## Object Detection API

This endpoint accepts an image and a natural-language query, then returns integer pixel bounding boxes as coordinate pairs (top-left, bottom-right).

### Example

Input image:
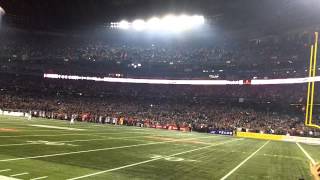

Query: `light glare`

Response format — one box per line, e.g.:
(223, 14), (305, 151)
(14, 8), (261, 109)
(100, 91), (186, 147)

(113, 14), (205, 32)
(132, 19), (146, 31)
(147, 17), (161, 30)
(119, 20), (130, 29)
(0, 6), (4, 16)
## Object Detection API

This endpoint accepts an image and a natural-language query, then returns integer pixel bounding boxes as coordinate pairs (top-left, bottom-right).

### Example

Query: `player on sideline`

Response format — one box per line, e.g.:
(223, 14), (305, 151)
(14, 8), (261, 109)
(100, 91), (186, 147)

(27, 111), (32, 120)
(70, 114), (76, 125)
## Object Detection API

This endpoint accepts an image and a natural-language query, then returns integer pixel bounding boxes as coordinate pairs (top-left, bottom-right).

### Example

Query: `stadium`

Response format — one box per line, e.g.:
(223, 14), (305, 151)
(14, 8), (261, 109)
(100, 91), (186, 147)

(0, 0), (320, 179)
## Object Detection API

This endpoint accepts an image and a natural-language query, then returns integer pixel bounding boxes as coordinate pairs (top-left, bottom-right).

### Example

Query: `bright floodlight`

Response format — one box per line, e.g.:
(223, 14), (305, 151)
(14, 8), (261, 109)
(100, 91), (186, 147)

(147, 17), (161, 30)
(161, 15), (176, 31)
(173, 15), (192, 32)
(132, 19), (146, 31)
(119, 20), (130, 29)
(113, 14), (205, 32)
(191, 15), (205, 26)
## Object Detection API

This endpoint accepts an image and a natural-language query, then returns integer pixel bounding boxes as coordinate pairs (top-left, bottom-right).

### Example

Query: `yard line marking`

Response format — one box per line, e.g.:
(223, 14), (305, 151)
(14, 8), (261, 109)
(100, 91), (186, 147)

(0, 134), (221, 147)
(106, 137), (154, 143)
(0, 136), (221, 162)
(0, 139), (113, 147)
(67, 138), (242, 180)
(30, 176), (48, 180)
(296, 142), (316, 165)
(0, 131), (150, 138)
(0, 135), (151, 147)
(0, 143), (35, 147)
(0, 175), (19, 180)
(261, 153), (303, 161)
(29, 125), (85, 131)
(220, 140), (270, 180)
(10, 172), (29, 177)
(0, 169), (11, 172)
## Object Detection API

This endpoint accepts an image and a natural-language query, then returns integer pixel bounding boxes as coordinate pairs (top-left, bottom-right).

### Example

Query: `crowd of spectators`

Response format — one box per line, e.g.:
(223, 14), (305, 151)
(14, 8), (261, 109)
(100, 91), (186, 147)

(0, 29), (314, 79)
(0, 29), (319, 137)
(2, 93), (314, 137)
(0, 74), (319, 137)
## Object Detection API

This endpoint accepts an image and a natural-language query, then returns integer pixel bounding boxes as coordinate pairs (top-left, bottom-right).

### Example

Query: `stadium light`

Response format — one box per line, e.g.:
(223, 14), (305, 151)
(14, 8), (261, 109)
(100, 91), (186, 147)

(119, 20), (130, 30)
(147, 17), (161, 30)
(111, 14), (205, 32)
(173, 15), (193, 32)
(161, 15), (176, 31)
(191, 15), (205, 26)
(132, 19), (146, 31)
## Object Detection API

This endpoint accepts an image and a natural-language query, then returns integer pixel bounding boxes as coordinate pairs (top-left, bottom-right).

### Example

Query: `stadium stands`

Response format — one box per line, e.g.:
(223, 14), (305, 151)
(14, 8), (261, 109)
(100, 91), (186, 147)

(0, 29), (319, 137)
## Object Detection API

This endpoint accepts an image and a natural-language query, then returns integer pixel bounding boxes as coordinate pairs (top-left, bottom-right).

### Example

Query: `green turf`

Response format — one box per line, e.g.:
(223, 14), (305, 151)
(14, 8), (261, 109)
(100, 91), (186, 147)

(0, 115), (319, 180)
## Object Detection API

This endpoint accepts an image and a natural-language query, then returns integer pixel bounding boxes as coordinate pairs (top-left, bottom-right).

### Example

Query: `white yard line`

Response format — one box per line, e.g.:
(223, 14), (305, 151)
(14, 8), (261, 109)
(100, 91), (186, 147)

(0, 131), (149, 138)
(296, 142), (316, 165)
(29, 125), (85, 131)
(30, 176), (48, 180)
(0, 135), (152, 147)
(10, 172), (29, 177)
(0, 143), (36, 147)
(0, 136), (221, 162)
(261, 153), (303, 161)
(0, 175), (19, 180)
(0, 134), (220, 147)
(0, 169), (11, 172)
(220, 140), (270, 180)
(67, 138), (242, 180)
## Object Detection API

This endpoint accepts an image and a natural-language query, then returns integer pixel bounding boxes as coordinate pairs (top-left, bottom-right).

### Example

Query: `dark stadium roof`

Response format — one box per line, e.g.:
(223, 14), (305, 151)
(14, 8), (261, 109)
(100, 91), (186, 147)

(1, 0), (320, 37)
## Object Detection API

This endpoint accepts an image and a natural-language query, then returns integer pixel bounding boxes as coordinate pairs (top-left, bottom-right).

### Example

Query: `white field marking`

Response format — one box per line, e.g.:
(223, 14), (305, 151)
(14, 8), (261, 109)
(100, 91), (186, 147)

(215, 149), (303, 161)
(220, 140), (270, 180)
(26, 141), (79, 147)
(0, 169), (11, 172)
(150, 154), (197, 162)
(0, 139), (107, 147)
(0, 135), (150, 147)
(296, 142), (316, 165)
(10, 172), (29, 177)
(0, 131), (150, 138)
(66, 138), (242, 180)
(30, 176), (48, 180)
(8, 130), (76, 132)
(0, 175), (19, 180)
(0, 136), (220, 162)
(89, 134), (221, 142)
(0, 143), (36, 147)
(29, 125), (85, 131)
(261, 153), (303, 161)
(106, 137), (154, 143)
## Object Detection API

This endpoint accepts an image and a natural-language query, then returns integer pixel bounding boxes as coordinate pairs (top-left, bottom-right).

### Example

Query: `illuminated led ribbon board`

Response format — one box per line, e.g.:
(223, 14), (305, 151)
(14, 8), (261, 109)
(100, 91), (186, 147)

(44, 74), (320, 85)
(305, 32), (320, 129)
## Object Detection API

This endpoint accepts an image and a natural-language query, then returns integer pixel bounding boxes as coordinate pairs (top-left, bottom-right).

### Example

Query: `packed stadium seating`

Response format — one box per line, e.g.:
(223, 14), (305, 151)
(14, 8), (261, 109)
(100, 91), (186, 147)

(0, 28), (312, 79)
(0, 29), (319, 137)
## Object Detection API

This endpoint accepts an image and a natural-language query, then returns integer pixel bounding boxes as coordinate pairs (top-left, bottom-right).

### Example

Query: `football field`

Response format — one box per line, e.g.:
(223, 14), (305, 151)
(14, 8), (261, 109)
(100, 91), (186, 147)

(0, 115), (319, 180)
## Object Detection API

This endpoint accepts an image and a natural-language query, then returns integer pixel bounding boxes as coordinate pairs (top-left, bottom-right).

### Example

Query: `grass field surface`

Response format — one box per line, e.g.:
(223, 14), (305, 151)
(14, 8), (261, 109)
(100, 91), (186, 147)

(0, 115), (319, 180)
